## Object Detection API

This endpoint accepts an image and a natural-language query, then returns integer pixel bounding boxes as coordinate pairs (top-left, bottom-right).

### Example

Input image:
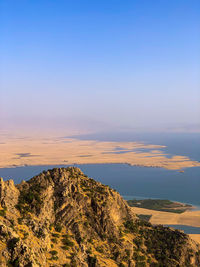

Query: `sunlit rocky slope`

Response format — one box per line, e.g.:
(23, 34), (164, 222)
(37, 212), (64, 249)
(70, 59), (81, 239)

(0, 167), (200, 266)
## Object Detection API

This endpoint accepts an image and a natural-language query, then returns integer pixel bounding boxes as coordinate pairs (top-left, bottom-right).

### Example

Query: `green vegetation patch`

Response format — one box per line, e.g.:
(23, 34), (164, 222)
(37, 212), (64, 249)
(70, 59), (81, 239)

(55, 224), (62, 232)
(137, 214), (152, 222)
(49, 250), (58, 256)
(15, 183), (45, 215)
(0, 208), (7, 217)
(7, 237), (20, 250)
(127, 199), (191, 213)
(124, 220), (139, 233)
(61, 235), (74, 250)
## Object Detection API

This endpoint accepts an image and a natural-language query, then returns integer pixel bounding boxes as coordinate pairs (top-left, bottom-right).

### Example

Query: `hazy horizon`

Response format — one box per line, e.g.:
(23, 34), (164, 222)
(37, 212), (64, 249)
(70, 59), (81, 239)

(1, 0), (200, 134)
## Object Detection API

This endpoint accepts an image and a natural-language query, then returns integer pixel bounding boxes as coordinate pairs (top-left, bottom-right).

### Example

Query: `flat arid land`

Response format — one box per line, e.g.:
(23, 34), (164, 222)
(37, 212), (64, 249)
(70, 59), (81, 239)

(0, 131), (200, 170)
(132, 206), (200, 244)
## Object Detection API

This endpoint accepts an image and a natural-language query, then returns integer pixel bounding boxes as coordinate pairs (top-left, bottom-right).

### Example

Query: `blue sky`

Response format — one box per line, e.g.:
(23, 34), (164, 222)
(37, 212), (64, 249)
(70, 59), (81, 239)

(0, 0), (200, 133)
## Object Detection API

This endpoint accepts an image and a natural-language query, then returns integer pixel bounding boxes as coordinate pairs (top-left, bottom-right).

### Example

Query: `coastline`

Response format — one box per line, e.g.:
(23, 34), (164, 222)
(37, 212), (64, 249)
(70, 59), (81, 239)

(1, 134), (200, 170)
(132, 206), (200, 227)
(1, 157), (199, 171)
(1, 161), (199, 244)
(132, 206), (200, 244)
(1, 163), (200, 209)
(124, 195), (200, 210)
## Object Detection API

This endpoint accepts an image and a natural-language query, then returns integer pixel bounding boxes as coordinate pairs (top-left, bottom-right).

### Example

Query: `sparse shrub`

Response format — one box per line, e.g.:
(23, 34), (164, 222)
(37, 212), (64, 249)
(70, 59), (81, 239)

(0, 208), (6, 217)
(61, 246), (69, 251)
(84, 221), (88, 227)
(52, 233), (60, 238)
(108, 236), (117, 243)
(135, 262), (146, 267)
(87, 255), (97, 266)
(51, 256), (58, 261)
(86, 248), (92, 254)
(49, 223), (54, 230)
(9, 219), (15, 226)
(23, 232), (29, 240)
(61, 237), (74, 247)
(102, 202), (106, 207)
(7, 237), (19, 250)
(51, 238), (58, 244)
(88, 238), (93, 244)
(49, 250), (58, 256)
(17, 217), (23, 225)
(8, 258), (19, 267)
(55, 224), (62, 232)
(36, 228), (45, 238)
(125, 249), (130, 257)
(96, 246), (104, 253)
(16, 183), (44, 215)
(101, 233), (107, 240)
(134, 237), (143, 248)
(124, 220), (138, 233)
(62, 234), (70, 238)
(119, 230), (123, 237)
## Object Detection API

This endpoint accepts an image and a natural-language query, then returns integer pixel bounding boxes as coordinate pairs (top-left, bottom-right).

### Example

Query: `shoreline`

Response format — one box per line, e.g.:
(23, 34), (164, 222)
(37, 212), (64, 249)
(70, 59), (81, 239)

(0, 162), (177, 172)
(1, 135), (200, 170)
(131, 206), (200, 243)
(1, 161), (200, 171)
(1, 164), (200, 209)
(125, 196), (200, 212)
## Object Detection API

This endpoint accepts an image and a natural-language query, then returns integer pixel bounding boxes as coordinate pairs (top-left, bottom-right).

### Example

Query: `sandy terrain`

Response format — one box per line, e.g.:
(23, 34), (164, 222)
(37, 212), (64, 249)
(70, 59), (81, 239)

(132, 207), (200, 227)
(132, 207), (200, 244)
(0, 132), (200, 170)
(189, 234), (200, 244)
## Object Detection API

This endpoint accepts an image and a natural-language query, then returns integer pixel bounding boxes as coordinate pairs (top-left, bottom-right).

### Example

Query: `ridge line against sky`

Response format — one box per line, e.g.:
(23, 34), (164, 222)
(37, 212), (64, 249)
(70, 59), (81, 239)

(0, 0), (200, 133)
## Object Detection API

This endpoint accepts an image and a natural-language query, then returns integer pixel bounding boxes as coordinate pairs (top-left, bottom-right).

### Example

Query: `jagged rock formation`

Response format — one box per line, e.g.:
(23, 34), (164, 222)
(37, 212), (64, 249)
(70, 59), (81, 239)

(0, 167), (199, 267)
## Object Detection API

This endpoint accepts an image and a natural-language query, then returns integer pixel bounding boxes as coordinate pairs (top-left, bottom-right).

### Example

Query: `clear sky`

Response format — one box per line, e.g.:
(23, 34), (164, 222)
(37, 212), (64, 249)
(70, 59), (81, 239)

(0, 0), (200, 133)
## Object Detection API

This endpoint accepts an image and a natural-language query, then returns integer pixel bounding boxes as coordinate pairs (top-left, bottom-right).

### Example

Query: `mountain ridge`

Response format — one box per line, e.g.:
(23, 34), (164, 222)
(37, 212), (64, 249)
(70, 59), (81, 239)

(0, 167), (199, 266)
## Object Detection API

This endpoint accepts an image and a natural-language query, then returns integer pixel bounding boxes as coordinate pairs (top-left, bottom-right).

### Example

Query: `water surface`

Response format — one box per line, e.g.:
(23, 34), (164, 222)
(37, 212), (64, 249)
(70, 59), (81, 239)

(164, 225), (200, 234)
(71, 132), (200, 161)
(0, 163), (200, 206)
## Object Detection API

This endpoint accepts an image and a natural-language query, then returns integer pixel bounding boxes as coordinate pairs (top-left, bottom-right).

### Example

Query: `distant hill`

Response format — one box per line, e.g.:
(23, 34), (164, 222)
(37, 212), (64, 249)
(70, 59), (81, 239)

(0, 167), (199, 266)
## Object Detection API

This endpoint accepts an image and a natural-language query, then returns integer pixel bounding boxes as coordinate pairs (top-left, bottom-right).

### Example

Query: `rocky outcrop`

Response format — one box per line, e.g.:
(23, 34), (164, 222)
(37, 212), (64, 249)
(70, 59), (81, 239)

(0, 167), (199, 266)
(0, 178), (19, 215)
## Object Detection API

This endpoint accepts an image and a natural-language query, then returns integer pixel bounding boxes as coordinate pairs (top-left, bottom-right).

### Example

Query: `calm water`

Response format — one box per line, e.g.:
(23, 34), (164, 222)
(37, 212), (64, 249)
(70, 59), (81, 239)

(164, 225), (200, 234)
(0, 133), (199, 207)
(71, 132), (200, 161)
(0, 163), (200, 206)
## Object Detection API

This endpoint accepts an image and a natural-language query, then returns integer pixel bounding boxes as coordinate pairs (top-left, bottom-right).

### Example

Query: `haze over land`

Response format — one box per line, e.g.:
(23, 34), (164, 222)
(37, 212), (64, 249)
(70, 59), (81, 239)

(0, 0), (199, 177)
(1, 0), (200, 137)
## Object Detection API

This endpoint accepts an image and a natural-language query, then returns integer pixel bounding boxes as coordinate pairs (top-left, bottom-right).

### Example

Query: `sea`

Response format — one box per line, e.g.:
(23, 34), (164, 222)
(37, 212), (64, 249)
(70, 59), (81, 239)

(0, 132), (200, 234)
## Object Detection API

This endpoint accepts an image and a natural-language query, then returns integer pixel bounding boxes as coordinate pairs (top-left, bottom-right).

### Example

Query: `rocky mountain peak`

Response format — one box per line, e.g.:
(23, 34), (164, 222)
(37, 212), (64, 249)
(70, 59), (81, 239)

(0, 167), (199, 266)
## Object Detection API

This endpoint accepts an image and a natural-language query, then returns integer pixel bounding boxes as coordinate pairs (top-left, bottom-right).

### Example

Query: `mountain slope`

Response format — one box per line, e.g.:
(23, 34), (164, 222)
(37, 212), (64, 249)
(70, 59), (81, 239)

(0, 167), (199, 266)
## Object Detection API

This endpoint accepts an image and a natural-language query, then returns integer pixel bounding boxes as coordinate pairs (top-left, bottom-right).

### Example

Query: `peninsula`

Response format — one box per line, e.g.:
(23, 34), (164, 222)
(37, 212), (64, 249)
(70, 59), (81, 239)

(0, 132), (200, 170)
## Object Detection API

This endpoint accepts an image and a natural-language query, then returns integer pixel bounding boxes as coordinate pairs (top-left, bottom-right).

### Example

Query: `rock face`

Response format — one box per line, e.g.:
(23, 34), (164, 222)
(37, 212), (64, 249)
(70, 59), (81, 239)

(0, 167), (199, 267)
